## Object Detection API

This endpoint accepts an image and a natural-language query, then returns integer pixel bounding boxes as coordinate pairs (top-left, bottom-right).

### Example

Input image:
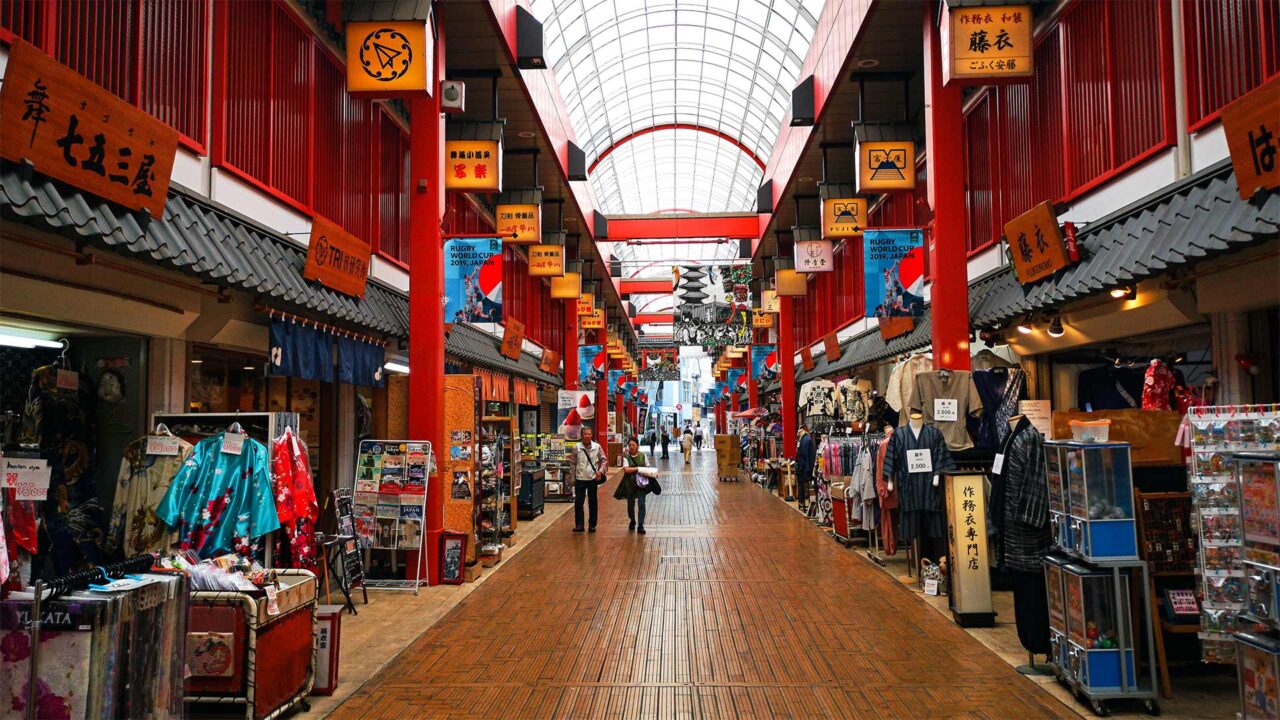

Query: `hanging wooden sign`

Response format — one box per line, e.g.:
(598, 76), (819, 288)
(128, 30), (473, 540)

(0, 40), (179, 218)
(496, 204), (540, 243)
(304, 215), (372, 298)
(500, 318), (526, 360)
(1003, 200), (1069, 284)
(823, 332), (842, 360)
(1221, 76), (1280, 200)
(800, 347), (815, 371)
(538, 349), (560, 374)
(942, 4), (1034, 84)
(345, 21), (433, 98)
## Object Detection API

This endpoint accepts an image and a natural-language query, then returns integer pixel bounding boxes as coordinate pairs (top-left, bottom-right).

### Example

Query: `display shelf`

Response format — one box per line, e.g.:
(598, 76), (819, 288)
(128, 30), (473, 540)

(480, 416), (518, 552)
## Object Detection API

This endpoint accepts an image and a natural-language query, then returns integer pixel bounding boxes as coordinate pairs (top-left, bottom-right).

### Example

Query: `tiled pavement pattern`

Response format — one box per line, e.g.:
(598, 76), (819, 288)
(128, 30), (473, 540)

(330, 452), (1075, 719)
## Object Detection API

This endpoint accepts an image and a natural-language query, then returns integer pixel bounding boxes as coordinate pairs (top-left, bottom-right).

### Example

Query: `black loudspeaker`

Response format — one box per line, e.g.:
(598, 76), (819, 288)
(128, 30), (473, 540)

(593, 210), (608, 239)
(757, 180), (774, 214)
(739, 237), (753, 259)
(610, 258), (622, 278)
(516, 7), (545, 69)
(567, 141), (587, 181)
(791, 75), (815, 126)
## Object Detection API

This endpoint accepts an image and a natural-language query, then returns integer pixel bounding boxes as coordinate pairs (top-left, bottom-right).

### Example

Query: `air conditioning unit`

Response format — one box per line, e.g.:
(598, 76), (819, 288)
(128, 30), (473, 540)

(440, 80), (465, 113)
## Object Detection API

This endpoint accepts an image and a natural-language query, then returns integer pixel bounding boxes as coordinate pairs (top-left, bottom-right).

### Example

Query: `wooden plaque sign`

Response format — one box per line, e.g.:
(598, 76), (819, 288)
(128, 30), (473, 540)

(1003, 201), (1069, 285)
(0, 40), (179, 218)
(823, 332), (842, 361)
(539, 349), (560, 374)
(800, 347), (815, 371)
(1221, 77), (1280, 200)
(304, 215), (372, 298)
(501, 318), (526, 360)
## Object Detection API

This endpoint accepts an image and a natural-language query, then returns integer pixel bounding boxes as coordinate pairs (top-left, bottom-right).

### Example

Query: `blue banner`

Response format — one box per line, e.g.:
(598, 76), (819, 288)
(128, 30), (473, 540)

(579, 345), (604, 389)
(864, 229), (926, 319)
(608, 369), (625, 395)
(726, 368), (745, 395)
(444, 237), (504, 323)
(337, 335), (386, 387)
(269, 319), (333, 383)
(751, 345), (778, 382)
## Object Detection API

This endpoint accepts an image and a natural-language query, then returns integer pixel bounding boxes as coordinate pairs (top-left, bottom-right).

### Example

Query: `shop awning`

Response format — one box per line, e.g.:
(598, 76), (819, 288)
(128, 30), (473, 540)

(0, 167), (410, 337)
(445, 322), (562, 386)
(793, 159), (1278, 385)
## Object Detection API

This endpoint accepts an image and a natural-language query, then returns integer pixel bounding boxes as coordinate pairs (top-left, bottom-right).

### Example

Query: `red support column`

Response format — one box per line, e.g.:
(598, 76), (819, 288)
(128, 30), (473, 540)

(563, 302), (578, 390)
(779, 296), (797, 458)
(924, 3), (972, 371)
(408, 23), (446, 585)
(595, 330), (608, 440)
(747, 344), (759, 410)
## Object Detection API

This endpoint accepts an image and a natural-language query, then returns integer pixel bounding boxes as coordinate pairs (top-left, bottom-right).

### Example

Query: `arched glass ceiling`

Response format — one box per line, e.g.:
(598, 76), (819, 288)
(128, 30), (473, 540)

(529, 0), (824, 214)
(591, 129), (761, 214)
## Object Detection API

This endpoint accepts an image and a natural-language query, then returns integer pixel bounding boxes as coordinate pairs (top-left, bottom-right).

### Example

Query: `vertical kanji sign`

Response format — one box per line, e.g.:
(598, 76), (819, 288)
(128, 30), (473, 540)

(501, 318), (526, 360)
(796, 239), (835, 272)
(942, 4), (1034, 84)
(444, 140), (502, 191)
(1003, 201), (1070, 284)
(0, 40), (179, 218)
(1221, 77), (1280, 201)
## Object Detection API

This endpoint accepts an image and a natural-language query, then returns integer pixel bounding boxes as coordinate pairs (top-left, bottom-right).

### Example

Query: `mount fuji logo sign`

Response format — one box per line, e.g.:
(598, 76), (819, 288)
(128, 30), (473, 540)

(346, 22), (432, 97)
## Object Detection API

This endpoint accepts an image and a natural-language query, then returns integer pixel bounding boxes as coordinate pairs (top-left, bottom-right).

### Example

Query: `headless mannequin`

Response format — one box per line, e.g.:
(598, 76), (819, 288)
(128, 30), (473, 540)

(889, 412), (941, 492)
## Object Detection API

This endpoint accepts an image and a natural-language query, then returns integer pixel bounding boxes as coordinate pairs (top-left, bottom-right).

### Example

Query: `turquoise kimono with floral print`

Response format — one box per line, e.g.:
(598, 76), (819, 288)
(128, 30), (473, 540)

(156, 434), (281, 558)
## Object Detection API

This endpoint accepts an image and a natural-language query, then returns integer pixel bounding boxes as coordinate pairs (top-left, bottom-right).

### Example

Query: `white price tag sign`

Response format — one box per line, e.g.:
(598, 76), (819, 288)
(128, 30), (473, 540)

(145, 435), (182, 456)
(56, 369), (79, 390)
(907, 449), (933, 474)
(923, 578), (939, 596)
(221, 433), (245, 455)
(933, 398), (958, 422)
(992, 453), (1005, 474)
(3, 458), (51, 501)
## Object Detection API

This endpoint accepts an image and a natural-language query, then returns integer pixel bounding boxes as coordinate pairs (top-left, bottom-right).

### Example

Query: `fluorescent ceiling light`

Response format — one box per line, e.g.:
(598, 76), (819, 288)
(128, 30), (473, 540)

(0, 332), (63, 349)
(384, 361), (411, 374)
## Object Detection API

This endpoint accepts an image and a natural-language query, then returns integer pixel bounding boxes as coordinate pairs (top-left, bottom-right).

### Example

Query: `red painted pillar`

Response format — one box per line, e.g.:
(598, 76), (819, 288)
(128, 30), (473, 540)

(924, 2), (972, 371)
(747, 343), (759, 410)
(779, 296), (797, 458)
(595, 329), (608, 440)
(613, 374), (624, 440)
(563, 301), (578, 390)
(408, 22), (446, 584)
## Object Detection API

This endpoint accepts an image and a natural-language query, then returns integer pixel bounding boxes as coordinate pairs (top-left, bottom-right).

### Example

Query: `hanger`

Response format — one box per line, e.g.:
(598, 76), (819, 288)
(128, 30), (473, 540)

(58, 338), (70, 369)
(153, 422), (173, 437)
(228, 410), (244, 435)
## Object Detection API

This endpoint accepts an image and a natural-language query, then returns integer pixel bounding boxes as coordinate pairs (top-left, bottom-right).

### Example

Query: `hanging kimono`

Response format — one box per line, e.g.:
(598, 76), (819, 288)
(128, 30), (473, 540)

(972, 367), (1026, 449)
(882, 423), (954, 541)
(875, 429), (900, 555)
(155, 433), (280, 558)
(271, 429), (319, 572)
(108, 437), (193, 556)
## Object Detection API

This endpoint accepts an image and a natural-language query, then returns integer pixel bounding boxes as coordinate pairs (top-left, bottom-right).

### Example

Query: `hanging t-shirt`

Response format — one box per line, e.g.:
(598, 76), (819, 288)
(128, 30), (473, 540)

(912, 370), (984, 451)
(836, 378), (872, 423)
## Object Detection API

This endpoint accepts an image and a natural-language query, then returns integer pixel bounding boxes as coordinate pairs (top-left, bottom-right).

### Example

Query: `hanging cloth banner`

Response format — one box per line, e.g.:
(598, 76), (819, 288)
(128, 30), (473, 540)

(337, 335), (386, 387)
(443, 237), (504, 323)
(726, 369), (745, 395)
(751, 345), (779, 382)
(608, 369), (625, 396)
(270, 319), (334, 383)
(578, 345), (604, 389)
(864, 229), (927, 321)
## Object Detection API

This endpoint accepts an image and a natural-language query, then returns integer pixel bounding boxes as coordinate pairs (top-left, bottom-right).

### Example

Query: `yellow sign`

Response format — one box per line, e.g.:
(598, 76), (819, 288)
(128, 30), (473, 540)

(496, 204), (540, 243)
(775, 269), (807, 297)
(444, 140), (502, 191)
(760, 290), (780, 314)
(1221, 76), (1280, 200)
(944, 5), (1033, 83)
(858, 141), (916, 192)
(821, 197), (867, 239)
(528, 244), (564, 277)
(550, 271), (581, 299)
(345, 22), (432, 97)
(752, 310), (775, 328)
(576, 293), (595, 316)
(581, 309), (604, 330)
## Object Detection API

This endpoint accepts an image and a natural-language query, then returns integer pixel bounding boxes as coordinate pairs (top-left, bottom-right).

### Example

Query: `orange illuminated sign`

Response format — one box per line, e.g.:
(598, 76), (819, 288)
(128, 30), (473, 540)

(496, 203), (540, 243)
(528, 244), (564, 277)
(751, 310), (774, 328)
(444, 140), (502, 191)
(821, 197), (867, 239)
(345, 21), (433, 97)
(775, 269), (808, 297)
(581, 309), (605, 330)
(304, 214), (372, 298)
(0, 40), (179, 218)
(858, 140), (916, 192)
(576, 293), (595, 315)
(943, 5), (1033, 84)
(550, 271), (581, 299)
(760, 290), (780, 313)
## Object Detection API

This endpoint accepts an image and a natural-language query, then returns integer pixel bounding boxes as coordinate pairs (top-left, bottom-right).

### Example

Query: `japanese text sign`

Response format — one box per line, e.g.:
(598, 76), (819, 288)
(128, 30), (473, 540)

(1221, 77), (1280, 200)
(0, 40), (179, 218)
(345, 21), (433, 98)
(444, 140), (502, 191)
(823, 332), (841, 361)
(576, 293), (595, 316)
(945, 473), (993, 613)
(496, 203), (540, 243)
(1003, 201), (1069, 284)
(581, 308), (604, 330)
(527, 244), (564, 277)
(857, 140), (916, 192)
(821, 197), (867, 239)
(943, 4), (1034, 84)
(501, 318), (526, 360)
(760, 289), (780, 313)
(751, 310), (775, 328)
(304, 214), (372, 298)
(800, 347), (815, 372)
(796, 239), (835, 273)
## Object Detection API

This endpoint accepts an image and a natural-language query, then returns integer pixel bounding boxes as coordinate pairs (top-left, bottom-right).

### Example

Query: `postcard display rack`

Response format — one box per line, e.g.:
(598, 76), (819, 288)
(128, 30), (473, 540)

(1043, 441), (1159, 716)
(478, 416), (517, 561)
(443, 375), (481, 566)
(542, 436), (572, 502)
(1232, 453), (1280, 720)
(351, 439), (433, 591)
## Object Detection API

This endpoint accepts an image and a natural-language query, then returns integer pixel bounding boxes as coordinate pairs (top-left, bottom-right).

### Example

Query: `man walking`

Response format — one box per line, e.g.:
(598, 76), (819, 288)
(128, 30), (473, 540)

(694, 426), (703, 451)
(795, 424), (816, 512)
(572, 426), (608, 532)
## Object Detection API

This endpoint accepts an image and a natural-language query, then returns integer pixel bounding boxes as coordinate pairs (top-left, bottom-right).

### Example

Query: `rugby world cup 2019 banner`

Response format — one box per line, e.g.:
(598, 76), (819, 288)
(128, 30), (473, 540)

(578, 345), (605, 389)
(751, 345), (778, 382)
(608, 369), (625, 396)
(444, 238), (503, 323)
(864, 229), (926, 320)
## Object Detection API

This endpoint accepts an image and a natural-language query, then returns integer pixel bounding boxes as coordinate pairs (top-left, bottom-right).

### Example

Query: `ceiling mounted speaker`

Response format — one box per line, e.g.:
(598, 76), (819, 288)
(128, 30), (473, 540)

(610, 258), (622, 278)
(516, 7), (545, 69)
(757, 179), (774, 214)
(440, 81), (465, 113)
(791, 75), (815, 126)
(567, 142), (588, 181)
(593, 210), (608, 239)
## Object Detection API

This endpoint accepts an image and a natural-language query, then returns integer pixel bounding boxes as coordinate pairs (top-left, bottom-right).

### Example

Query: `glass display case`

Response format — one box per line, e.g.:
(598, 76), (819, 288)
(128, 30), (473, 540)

(1047, 441), (1138, 561)
(1046, 445), (1074, 553)
(1237, 631), (1280, 720)
(1062, 562), (1142, 694)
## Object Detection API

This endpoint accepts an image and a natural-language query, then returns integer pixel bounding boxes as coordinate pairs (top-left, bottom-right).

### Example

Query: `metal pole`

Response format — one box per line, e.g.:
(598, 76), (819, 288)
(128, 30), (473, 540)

(25, 580), (43, 720)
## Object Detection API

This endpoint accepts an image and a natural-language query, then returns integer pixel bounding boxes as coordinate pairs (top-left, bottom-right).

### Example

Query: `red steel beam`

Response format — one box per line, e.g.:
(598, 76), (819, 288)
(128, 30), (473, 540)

(620, 279), (674, 294)
(589, 123), (767, 174)
(633, 313), (675, 324)
(608, 215), (760, 240)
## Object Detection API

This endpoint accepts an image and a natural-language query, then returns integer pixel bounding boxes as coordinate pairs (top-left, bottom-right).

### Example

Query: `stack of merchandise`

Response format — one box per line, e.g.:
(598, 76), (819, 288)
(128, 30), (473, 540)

(715, 435), (741, 479)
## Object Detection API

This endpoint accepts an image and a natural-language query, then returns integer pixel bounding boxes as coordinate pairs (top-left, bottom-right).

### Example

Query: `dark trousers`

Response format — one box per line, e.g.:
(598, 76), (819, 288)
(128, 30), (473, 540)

(574, 480), (599, 528)
(661, 443), (669, 459)
(627, 494), (646, 526)
(797, 473), (812, 507)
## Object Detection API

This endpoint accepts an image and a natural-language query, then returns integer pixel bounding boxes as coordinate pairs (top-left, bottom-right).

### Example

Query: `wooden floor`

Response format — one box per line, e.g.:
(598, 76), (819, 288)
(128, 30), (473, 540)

(330, 451), (1075, 719)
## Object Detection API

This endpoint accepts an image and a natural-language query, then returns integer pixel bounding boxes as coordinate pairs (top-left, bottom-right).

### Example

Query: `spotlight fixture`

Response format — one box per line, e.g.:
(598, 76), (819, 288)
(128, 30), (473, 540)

(1016, 315), (1035, 334)
(1046, 316), (1065, 338)
(1110, 284), (1136, 300)
(384, 361), (410, 375)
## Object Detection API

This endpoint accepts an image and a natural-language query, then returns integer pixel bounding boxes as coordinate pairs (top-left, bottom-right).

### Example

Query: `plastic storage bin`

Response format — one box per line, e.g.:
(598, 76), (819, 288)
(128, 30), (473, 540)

(1070, 419), (1112, 442)
(1048, 441), (1138, 562)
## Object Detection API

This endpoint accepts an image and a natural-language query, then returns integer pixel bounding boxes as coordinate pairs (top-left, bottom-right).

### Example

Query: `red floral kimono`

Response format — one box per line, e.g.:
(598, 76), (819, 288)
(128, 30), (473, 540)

(271, 429), (319, 572)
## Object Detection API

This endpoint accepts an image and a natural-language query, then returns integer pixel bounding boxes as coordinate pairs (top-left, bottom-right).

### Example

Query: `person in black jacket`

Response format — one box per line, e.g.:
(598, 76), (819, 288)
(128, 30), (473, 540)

(795, 425), (816, 511)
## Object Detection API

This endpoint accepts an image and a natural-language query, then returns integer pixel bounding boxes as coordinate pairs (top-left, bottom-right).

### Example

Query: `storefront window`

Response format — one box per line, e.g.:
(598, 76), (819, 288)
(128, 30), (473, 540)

(186, 344), (267, 413)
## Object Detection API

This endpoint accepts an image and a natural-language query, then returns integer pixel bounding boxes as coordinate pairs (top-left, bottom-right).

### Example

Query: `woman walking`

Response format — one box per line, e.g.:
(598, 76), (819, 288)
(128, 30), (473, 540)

(681, 426), (694, 464)
(614, 437), (654, 534)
